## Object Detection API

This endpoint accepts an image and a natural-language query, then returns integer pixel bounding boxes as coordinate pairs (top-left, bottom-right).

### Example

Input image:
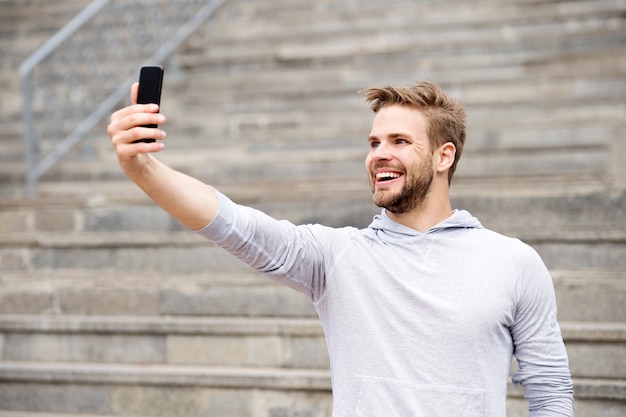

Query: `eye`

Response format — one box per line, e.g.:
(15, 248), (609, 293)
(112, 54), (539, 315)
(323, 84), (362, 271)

(395, 138), (409, 145)
(369, 140), (380, 149)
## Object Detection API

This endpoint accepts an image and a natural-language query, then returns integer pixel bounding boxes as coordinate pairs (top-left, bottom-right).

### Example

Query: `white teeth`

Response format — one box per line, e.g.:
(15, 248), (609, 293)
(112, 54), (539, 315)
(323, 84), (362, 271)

(376, 172), (400, 180)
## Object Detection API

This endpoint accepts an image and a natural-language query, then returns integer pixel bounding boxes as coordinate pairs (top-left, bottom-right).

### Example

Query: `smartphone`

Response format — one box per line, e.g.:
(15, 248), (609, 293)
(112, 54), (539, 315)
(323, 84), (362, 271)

(134, 65), (164, 143)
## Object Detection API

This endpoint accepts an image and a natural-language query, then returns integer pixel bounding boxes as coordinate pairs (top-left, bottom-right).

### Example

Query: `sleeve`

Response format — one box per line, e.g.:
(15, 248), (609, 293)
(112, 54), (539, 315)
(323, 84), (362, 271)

(193, 190), (330, 301)
(510, 245), (575, 416)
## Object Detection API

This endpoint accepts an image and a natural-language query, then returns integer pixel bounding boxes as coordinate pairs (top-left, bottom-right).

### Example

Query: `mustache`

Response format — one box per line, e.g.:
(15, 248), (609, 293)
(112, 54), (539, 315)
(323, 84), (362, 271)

(370, 163), (405, 173)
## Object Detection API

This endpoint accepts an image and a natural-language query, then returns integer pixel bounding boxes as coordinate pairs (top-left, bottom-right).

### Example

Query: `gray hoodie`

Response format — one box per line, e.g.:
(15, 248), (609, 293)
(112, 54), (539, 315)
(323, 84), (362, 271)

(197, 190), (574, 416)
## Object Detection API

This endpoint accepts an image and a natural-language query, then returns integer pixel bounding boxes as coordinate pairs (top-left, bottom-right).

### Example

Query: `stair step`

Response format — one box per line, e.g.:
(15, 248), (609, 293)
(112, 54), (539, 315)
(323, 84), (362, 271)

(189, 1), (624, 65)
(0, 315), (323, 336)
(2, 227), (623, 275)
(1, 225), (624, 271)
(172, 55), (626, 104)
(0, 278), (621, 322)
(0, 264), (316, 317)
(0, 269), (623, 321)
(0, 315), (623, 378)
(4, 142), (612, 189)
(552, 270), (626, 322)
(0, 315), (328, 370)
(2, 187), (623, 232)
(2, 226), (624, 249)
(0, 361), (333, 416)
(561, 322), (626, 380)
(0, 413), (123, 417)
(0, 174), (615, 210)
(0, 360), (332, 390)
(0, 362), (626, 404)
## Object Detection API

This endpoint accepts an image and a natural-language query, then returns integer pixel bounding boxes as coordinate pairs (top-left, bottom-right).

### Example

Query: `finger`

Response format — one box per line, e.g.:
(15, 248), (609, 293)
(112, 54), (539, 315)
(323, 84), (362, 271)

(126, 126), (167, 144)
(114, 142), (165, 170)
(130, 82), (139, 105)
(118, 139), (165, 157)
(110, 124), (166, 147)
(108, 112), (165, 145)
(110, 103), (161, 125)
(110, 129), (166, 161)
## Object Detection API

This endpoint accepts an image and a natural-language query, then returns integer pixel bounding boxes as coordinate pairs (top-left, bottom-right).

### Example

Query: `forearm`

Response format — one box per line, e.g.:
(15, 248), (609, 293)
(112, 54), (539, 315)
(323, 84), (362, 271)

(129, 154), (218, 230)
(525, 381), (574, 417)
(511, 248), (575, 416)
(108, 87), (218, 230)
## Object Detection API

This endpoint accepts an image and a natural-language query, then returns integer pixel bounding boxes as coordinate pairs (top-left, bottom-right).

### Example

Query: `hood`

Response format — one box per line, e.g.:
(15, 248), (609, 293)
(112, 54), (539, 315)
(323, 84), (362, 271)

(368, 209), (484, 237)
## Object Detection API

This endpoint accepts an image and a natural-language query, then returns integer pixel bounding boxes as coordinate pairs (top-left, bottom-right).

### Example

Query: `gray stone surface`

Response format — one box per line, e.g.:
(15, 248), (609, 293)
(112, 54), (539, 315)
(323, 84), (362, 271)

(3, 333), (166, 364)
(0, 383), (109, 414)
(0, 290), (51, 314)
(162, 286), (316, 317)
(58, 288), (160, 315)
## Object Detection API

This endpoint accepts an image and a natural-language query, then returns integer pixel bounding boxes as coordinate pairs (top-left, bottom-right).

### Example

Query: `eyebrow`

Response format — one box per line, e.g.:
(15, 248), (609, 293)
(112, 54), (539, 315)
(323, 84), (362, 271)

(368, 132), (410, 142)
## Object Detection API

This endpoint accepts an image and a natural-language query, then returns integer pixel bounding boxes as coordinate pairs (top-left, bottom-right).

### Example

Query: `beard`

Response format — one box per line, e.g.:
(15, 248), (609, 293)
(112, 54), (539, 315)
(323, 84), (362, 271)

(371, 154), (434, 214)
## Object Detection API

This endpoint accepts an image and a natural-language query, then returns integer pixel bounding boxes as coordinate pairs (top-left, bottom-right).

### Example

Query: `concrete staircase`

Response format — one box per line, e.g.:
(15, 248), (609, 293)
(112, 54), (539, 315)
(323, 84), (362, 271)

(1, 0), (625, 416)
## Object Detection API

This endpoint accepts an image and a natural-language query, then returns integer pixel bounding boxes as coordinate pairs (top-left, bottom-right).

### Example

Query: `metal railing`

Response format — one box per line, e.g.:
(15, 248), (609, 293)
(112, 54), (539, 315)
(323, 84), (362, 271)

(19, 0), (225, 196)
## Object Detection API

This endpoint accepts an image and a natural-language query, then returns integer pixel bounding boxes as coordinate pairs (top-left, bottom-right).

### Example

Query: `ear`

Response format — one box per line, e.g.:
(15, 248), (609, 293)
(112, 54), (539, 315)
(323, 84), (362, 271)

(435, 142), (456, 174)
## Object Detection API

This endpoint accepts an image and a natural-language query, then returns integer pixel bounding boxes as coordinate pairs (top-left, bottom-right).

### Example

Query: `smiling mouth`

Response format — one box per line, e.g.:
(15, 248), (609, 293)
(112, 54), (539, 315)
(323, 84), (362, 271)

(375, 172), (402, 182)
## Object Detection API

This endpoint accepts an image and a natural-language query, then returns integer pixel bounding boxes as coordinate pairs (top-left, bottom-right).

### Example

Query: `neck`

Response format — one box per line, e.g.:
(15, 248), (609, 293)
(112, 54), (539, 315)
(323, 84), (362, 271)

(387, 185), (453, 233)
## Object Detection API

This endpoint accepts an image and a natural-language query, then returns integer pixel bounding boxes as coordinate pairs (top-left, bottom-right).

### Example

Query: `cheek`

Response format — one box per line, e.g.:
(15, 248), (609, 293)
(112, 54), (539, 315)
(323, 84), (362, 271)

(364, 154), (373, 171)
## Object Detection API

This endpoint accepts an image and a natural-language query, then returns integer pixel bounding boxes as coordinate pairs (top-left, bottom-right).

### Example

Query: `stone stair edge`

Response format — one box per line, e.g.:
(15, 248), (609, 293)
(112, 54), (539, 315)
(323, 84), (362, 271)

(0, 268), (622, 291)
(173, 65), (623, 108)
(1, 171), (617, 205)
(1, 225), (625, 250)
(125, 95), (626, 128)
(0, 146), (616, 192)
(172, 60), (625, 98)
(216, 0), (621, 20)
(165, 91), (624, 125)
(1, 187), (624, 241)
(0, 360), (332, 391)
(1, 267), (622, 291)
(197, 2), (623, 47)
(0, 412), (131, 417)
(0, 268), (269, 291)
(201, 17), (620, 51)
(177, 61), (623, 108)
(0, 412), (137, 417)
(3, 125), (615, 164)
(551, 269), (626, 284)
(0, 314), (323, 336)
(0, 360), (623, 400)
(0, 2), (91, 30)
(0, 231), (210, 249)
(191, 23), (623, 65)
(0, 314), (623, 341)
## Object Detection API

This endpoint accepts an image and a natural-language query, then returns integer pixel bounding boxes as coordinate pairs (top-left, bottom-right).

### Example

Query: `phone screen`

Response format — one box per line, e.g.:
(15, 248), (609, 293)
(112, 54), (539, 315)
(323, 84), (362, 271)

(134, 65), (164, 143)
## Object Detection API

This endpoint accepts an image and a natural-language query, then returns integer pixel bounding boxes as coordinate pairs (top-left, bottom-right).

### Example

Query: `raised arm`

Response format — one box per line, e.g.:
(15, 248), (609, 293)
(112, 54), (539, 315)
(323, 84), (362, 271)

(107, 83), (217, 230)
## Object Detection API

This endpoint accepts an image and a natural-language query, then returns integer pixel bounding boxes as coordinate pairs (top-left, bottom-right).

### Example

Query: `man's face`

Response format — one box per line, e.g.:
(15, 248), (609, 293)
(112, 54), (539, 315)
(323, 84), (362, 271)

(365, 105), (434, 214)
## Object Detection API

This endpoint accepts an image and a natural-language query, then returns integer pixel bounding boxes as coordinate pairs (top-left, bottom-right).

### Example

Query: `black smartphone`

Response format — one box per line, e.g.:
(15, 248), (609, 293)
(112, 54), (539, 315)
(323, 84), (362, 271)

(134, 65), (164, 143)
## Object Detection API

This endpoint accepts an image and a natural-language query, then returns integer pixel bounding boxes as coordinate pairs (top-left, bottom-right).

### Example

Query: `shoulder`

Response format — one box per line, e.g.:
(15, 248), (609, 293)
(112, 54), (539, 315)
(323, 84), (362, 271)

(299, 223), (365, 244)
(459, 227), (547, 278)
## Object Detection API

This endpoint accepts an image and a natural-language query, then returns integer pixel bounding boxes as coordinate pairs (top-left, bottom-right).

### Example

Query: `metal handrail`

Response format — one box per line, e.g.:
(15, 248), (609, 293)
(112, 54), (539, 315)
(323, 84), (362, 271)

(19, 0), (226, 196)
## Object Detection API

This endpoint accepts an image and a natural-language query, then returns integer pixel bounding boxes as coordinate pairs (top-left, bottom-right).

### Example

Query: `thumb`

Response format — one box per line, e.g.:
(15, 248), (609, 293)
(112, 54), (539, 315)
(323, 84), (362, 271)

(130, 82), (139, 105)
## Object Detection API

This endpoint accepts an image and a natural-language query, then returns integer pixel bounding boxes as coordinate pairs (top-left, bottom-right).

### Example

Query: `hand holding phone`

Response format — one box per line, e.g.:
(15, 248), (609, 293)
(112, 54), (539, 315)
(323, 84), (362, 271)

(134, 65), (164, 143)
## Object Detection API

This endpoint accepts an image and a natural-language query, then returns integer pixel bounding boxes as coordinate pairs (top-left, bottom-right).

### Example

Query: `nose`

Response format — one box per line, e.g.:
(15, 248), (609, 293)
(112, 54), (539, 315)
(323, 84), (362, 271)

(370, 142), (392, 161)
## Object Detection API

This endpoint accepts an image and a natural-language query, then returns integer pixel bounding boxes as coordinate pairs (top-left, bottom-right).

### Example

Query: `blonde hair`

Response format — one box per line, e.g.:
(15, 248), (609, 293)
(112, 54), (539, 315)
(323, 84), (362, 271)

(359, 81), (466, 184)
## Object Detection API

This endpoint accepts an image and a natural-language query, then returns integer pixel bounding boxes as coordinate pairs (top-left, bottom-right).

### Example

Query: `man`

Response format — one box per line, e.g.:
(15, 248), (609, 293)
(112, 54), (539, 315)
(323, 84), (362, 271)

(108, 81), (574, 416)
